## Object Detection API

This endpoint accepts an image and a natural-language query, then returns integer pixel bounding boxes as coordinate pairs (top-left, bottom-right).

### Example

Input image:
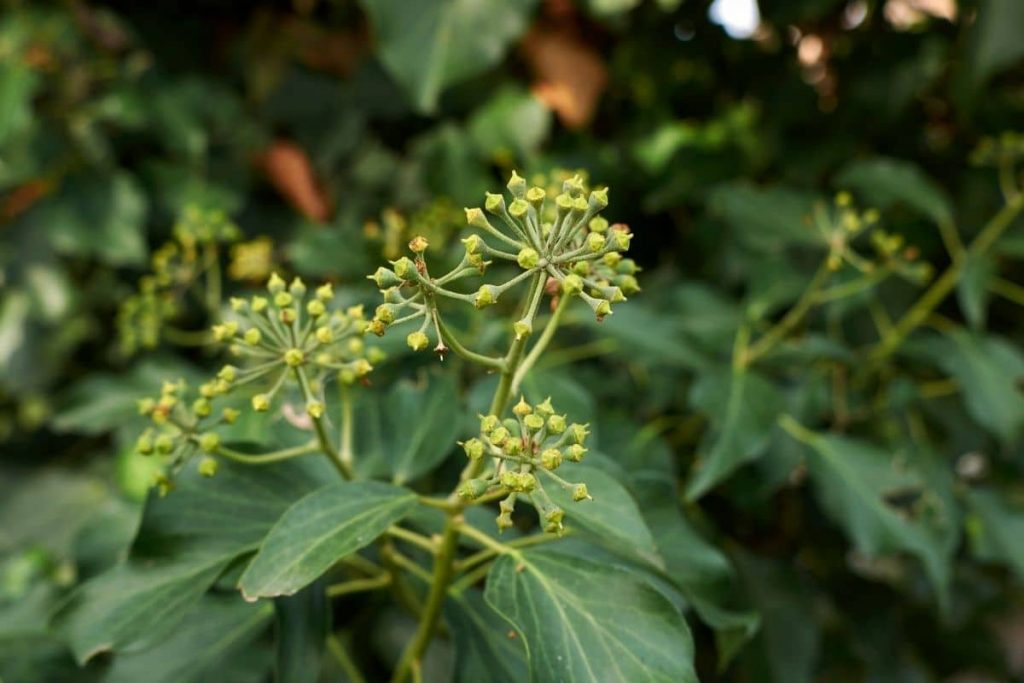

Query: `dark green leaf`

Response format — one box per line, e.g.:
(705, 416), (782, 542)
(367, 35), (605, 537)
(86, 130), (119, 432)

(485, 549), (697, 683)
(274, 578), (329, 683)
(708, 182), (820, 252)
(966, 488), (1024, 580)
(445, 589), (527, 683)
(239, 481), (417, 599)
(834, 157), (953, 225)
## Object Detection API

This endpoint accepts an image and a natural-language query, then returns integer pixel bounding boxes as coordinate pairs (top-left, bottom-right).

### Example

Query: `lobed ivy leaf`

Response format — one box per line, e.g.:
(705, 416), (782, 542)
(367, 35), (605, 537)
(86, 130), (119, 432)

(445, 589), (527, 683)
(239, 481), (417, 599)
(485, 548), (697, 683)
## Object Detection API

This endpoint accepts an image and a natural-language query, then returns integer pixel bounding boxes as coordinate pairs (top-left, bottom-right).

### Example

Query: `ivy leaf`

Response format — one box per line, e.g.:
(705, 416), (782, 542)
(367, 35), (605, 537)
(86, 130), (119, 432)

(354, 374), (461, 484)
(957, 252), (996, 330)
(103, 594), (273, 683)
(789, 424), (955, 605)
(708, 182), (820, 252)
(920, 330), (1024, 443)
(445, 590), (527, 683)
(966, 488), (1024, 580)
(239, 481), (417, 599)
(468, 85), (551, 163)
(274, 578), (330, 683)
(962, 0), (1024, 90)
(686, 364), (782, 500)
(485, 549), (697, 683)
(544, 464), (663, 569)
(834, 157), (953, 226)
(359, 0), (537, 113)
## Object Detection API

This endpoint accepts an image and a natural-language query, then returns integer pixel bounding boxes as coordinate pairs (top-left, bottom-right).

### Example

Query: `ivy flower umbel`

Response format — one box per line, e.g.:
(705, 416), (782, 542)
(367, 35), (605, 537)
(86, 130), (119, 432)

(366, 171), (638, 358)
(456, 396), (592, 535)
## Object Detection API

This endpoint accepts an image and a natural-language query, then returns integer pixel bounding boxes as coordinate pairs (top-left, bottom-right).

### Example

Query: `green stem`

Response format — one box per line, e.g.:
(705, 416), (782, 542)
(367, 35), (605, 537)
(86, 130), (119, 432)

(327, 635), (368, 683)
(339, 383), (354, 473)
(212, 441), (318, 465)
(436, 317), (505, 369)
(871, 193), (1024, 361)
(743, 259), (832, 366)
(387, 526), (438, 554)
(454, 531), (560, 573)
(327, 573), (392, 598)
(203, 243), (222, 318)
(777, 413), (820, 447)
(294, 366), (351, 479)
(511, 291), (571, 396)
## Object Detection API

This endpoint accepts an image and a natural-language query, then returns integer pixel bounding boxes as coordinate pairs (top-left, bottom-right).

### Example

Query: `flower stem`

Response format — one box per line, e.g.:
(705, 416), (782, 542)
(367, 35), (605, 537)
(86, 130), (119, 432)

(294, 366), (352, 479)
(211, 441), (319, 464)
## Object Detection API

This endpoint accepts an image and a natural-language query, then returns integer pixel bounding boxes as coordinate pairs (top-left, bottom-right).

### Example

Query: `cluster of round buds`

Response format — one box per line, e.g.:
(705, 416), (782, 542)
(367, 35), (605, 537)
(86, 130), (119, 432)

(364, 171), (639, 357)
(218, 273), (383, 417)
(821, 193), (931, 284)
(117, 204), (241, 355)
(135, 378), (241, 492)
(456, 397), (591, 535)
(970, 131), (1024, 167)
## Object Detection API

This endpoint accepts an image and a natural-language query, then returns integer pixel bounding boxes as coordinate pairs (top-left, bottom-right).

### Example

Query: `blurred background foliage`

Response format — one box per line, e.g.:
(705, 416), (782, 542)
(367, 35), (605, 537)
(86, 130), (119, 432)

(2, 0), (1024, 680)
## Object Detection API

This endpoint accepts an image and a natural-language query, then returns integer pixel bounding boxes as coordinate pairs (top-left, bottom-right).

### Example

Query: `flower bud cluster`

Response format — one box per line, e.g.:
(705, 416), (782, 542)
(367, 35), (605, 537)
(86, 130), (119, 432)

(456, 397), (591, 535)
(364, 171), (639, 356)
(117, 204), (241, 355)
(970, 132), (1024, 167)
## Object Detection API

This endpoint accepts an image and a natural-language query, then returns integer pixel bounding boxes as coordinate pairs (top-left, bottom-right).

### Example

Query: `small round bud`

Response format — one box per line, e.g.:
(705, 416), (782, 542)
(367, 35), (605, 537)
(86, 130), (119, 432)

(462, 234), (483, 254)
(280, 307), (297, 324)
(367, 319), (386, 336)
(484, 193), (505, 215)
(572, 197), (588, 214)
(267, 272), (286, 294)
(566, 444), (587, 462)
(199, 432), (220, 453)
(307, 299), (326, 317)
(571, 261), (592, 277)
(458, 478), (491, 500)
(198, 456), (218, 478)
(556, 193), (573, 213)
(348, 337), (365, 355)
(617, 275), (641, 295)
(569, 423), (589, 444)
(611, 229), (632, 251)
(155, 434), (175, 455)
(230, 297), (248, 312)
(408, 235), (429, 253)
(535, 397), (555, 417)
(370, 267), (402, 289)
(137, 398), (155, 416)
(526, 186), (546, 206)
(367, 347), (387, 364)
(463, 438), (486, 460)
(572, 483), (591, 502)
(407, 331), (430, 351)
(523, 414), (544, 432)
(513, 319), (532, 340)
(289, 277), (306, 297)
(489, 426), (510, 446)
(284, 348), (305, 367)
(586, 232), (606, 253)
(541, 448), (562, 470)
(507, 170), (526, 197)
(480, 414), (500, 434)
(244, 328), (262, 345)
(392, 258), (415, 280)
(316, 283), (334, 301)
(193, 398), (212, 418)
(251, 296), (268, 313)
(375, 304), (396, 324)
(252, 394), (271, 412)
(212, 321), (238, 342)
(517, 248), (540, 269)
(474, 285), (498, 309)
(603, 251), (622, 268)
(505, 436), (525, 456)
(589, 216), (609, 233)
(592, 299), (612, 320)
(465, 207), (489, 229)
(508, 199), (529, 219)
(218, 365), (237, 382)
(544, 507), (565, 534)
(562, 274), (584, 296)
(136, 432), (154, 455)
(316, 327), (333, 344)
(589, 188), (609, 211)
(306, 401), (325, 419)
(512, 397), (532, 417)
(222, 407), (240, 424)
(274, 292), (293, 308)
(546, 414), (567, 435)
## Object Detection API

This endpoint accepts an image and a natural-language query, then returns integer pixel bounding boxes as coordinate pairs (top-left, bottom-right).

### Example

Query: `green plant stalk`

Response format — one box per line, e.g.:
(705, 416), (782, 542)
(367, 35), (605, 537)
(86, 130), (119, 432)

(327, 573), (392, 598)
(743, 259), (832, 366)
(327, 635), (368, 683)
(436, 317), (505, 369)
(203, 242), (222, 318)
(294, 366), (352, 479)
(390, 273), (547, 683)
(871, 192), (1024, 361)
(511, 291), (571, 395)
(212, 441), (319, 464)
(339, 383), (355, 472)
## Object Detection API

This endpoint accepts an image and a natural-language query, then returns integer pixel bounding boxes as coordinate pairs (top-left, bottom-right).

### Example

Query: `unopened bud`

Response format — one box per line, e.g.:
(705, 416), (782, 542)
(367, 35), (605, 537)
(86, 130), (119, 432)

(230, 297), (248, 312)
(524, 414), (545, 432)
(517, 247), (539, 269)
(222, 407), (240, 424)
(252, 394), (270, 412)
(484, 193), (505, 215)
(512, 397), (532, 417)
(458, 478), (491, 500)
(504, 438), (523, 456)
(375, 304), (396, 324)
(489, 426), (510, 446)
(199, 432), (220, 453)
(562, 274), (584, 296)
(367, 319), (387, 336)
(316, 327), (333, 344)
(586, 232), (606, 253)
(198, 456), (218, 478)
(193, 398), (212, 417)
(546, 414), (567, 434)
(462, 234), (483, 254)
(307, 299), (326, 317)
(572, 261), (591, 277)
(480, 414), (500, 434)
(572, 197), (588, 215)
(407, 331), (430, 351)
(589, 216), (609, 233)
(572, 483), (591, 502)
(474, 285), (498, 309)
(289, 277), (306, 297)
(465, 207), (490, 229)
(588, 188), (609, 211)
(541, 448), (562, 470)
(251, 296), (268, 313)
(513, 319), (532, 340)
(316, 283), (334, 301)
(280, 307), (297, 324)
(526, 186), (546, 206)
(137, 398), (155, 416)
(155, 434), (175, 454)
(244, 328), (262, 345)
(306, 401), (325, 419)
(284, 348), (304, 367)
(535, 398), (555, 416)
(611, 229), (632, 251)
(392, 258), (415, 280)
(370, 267), (401, 289)
(212, 322), (238, 341)
(566, 444), (587, 462)
(508, 199), (529, 219)
(496, 512), (514, 531)
(507, 170), (526, 197)
(273, 292), (293, 308)
(136, 432), (154, 455)
(463, 438), (486, 460)
(408, 235), (429, 254)
(267, 272), (286, 294)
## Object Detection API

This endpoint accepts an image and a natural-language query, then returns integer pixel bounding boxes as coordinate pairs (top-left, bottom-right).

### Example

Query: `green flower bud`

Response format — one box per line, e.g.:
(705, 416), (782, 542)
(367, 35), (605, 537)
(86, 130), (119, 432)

(526, 186), (546, 206)
(244, 328), (262, 345)
(222, 407), (240, 424)
(589, 188), (609, 211)
(251, 296), (268, 313)
(367, 319), (386, 336)
(474, 285), (498, 309)
(198, 456), (219, 478)
(284, 348), (305, 367)
(489, 426), (510, 446)
(465, 207), (490, 229)
(375, 304), (396, 325)
(586, 232), (606, 253)
(544, 507), (565, 534)
(507, 170), (526, 197)
(463, 438), (486, 460)
(500, 471), (536, 493)
(616, 258), (637, 274)
(137, 398), (155, 416)
(307, 299), (326, 317)
(136, 432), (154, 455)
(252, 394), (271, 412)
(504, 437), (523, 456)
(593, 299), (612, 320)
(508, 199), (529, 219)
(370, 267), (402, 289)
(338, 369), (356, 385)
(199, 432), (220, 453)
(193, 398), (212, 417)
(563, 174), (585, 196)
(611, 228), (632, 251)
(352, 359), (373, 377)
(408, 235), (429, 253)
(267, 272), (286, 294)
(512, 397), (532, 417)
(280, 307), (297, 324)
(407, 331), (430, 351)
(562, 274), (584, 296)
(274, 292), (294, 308)
(607, 286), (626, 303)
(458, 478), (491, 500)
(602, 251), (622, 268)
(589, 216), (609, 233)
(513, 319), (532, 340)
(540, 448), (562, 470)
(517, 247), (540, 269)
(535, 397), (555, 416)
(218, 365), (237, 382)
(566, 444), (587, 462)
(289, 277), (306, 297)
(212, 321), (238, 341)
(484, 192), (505, 215)
(307, 401), (325, 419)
(316, 327), (333, 344)
(523, 414), (545, 432)
(555, 193), (573, 214)
(572, 260), (592, 277)
(392, 257), (415, 280)
(496, 511), (514, 531)
(546, 414), (567, 434)
(617, 275), (641, 295)
(572, 197), (588, 214)
(480, 414), (500, 434)
(569, 423), (589, 444)
(155, 434), (175, 455)
(316, 283), (334, 301)
(572, 483), (591, 502)
(462, 234), (482, 254)
(367, 347), (387, 364)
(230, 297), (248, 312)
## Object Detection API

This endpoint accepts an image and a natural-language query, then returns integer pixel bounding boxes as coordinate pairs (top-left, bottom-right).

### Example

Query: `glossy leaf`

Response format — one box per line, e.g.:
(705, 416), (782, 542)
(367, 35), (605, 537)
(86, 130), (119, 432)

(274, 578), (329, 683)
(445, 589), (527, 683)
(239, 481), (417, 599)
(485, 549), (697, 683)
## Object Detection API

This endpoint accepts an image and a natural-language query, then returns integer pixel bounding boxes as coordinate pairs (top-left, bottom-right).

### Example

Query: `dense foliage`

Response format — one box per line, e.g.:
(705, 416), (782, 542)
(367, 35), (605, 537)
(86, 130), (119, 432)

(3, 0), (1024, 681)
